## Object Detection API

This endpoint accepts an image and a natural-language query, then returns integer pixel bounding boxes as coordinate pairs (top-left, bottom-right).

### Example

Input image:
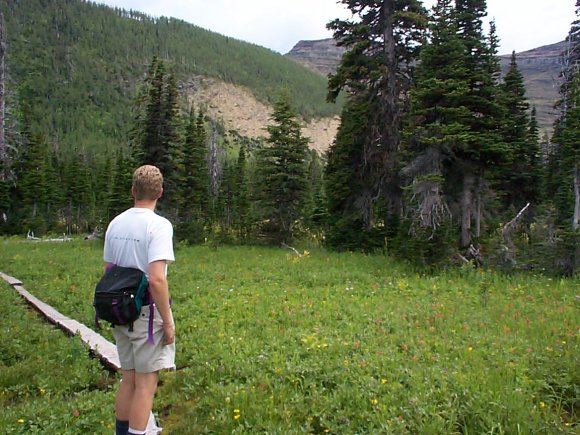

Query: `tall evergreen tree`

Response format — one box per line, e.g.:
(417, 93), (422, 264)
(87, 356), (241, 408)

(17, 130), (47, 233)
(325, 97), (374, 250)
(325, 0), (427, 250)
(402, 0), (465, 256)
(107, 148), (133, 222)
(176, 106), (211, 244)
(44, 150), (65, 231)
(453, 0), (505, 247)
(544, 1), (580, 275)
(64, 153), (93, 233)
(495, 51), (541, 212)
(255, 92), (309, 243)
(133, 57), (181, 213)
(180, 107), (210, 221)
(404, 0), (505, 254)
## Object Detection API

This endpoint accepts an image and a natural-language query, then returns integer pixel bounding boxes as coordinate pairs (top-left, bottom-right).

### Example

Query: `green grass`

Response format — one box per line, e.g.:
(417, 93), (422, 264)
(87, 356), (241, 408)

(0, 239), (578, 433)
(0, 278), (117, 433)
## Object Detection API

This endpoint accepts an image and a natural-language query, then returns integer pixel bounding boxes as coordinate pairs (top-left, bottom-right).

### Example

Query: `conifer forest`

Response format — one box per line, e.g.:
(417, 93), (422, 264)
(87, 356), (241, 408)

(0, 0), (578, 275)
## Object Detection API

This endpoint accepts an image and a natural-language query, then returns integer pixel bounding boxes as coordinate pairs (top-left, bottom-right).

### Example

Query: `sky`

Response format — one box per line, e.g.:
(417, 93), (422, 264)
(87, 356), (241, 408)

(96, 0), (576, 56)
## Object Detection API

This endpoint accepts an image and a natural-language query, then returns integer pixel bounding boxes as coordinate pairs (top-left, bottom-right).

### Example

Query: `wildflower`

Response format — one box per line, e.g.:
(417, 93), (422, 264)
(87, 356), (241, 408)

(371, 399), (378, 405)
(17, 419), (24, 424)
(540, 401), (545, 408)
(468, 347), (473, 352)
(233, 409), (241, 420)
(380, 378), (388, 384)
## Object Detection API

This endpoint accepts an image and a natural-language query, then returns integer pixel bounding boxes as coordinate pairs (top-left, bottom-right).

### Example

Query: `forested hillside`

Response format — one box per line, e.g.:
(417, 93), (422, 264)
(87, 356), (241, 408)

(0, 0), (338, 155)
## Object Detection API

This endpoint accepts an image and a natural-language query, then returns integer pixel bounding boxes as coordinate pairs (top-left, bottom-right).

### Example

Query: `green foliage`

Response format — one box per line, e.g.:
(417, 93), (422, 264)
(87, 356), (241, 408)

(327, 0), (428, 235)
(185, 108), (210, 214)
(106, 148), (133, 223)
(493, 52), (542, 214)
(403, 0), (506, 251)
(325, 97), (385, 251)
(0, 278), (116, 434)
(133, 57), (182, 212)
(254, 93), (310, 243)
(0, 240), (578, 433)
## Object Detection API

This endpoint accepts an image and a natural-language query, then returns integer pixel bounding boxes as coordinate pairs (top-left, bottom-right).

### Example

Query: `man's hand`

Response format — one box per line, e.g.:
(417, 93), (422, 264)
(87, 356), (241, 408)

(163, 322), (175, 345)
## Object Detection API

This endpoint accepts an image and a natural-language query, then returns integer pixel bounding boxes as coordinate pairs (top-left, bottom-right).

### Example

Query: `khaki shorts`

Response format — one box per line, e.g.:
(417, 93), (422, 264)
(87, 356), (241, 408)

(112, 305), (175, 373)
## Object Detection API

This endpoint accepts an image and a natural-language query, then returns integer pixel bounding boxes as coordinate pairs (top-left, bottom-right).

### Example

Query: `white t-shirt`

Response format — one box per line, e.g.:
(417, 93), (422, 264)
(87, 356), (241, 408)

(103, 208), (174, 277)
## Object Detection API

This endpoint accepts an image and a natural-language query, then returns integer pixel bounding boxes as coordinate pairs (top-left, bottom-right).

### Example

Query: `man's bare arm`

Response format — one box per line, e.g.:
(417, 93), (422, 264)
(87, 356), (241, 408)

(148, 260), (175, 345)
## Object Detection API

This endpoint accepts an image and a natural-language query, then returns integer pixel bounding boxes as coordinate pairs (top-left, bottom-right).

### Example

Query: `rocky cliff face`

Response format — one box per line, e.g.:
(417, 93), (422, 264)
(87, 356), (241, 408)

(286, 38), (565, 132)
(286, 39), (345, 76)
(500, 41), (565, 133)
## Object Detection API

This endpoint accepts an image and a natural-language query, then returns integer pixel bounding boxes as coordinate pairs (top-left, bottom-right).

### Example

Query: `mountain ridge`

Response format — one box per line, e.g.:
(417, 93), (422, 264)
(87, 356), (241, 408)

(286, 38), (565, 133)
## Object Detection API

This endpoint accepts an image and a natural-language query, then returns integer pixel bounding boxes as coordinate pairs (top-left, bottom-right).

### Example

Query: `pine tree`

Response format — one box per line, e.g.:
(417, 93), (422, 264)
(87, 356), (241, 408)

(107, 148), (133, 222)
(325, 97), (375, 250)
(494, 51), (541, 213)
(64, 153), (93, 233)
(404, 0), (505, 253)
(17, 130), (47, 234)
(133, 57), (181, 214)
(255, 92), (309, 243)
(325, 0), (427, 249)
(44, 150), (65, 231)
(175, 106), (210, 244)
(180, 107), (210, 221)
(401, 0), (465, 257)
(546, 1), (580, 274)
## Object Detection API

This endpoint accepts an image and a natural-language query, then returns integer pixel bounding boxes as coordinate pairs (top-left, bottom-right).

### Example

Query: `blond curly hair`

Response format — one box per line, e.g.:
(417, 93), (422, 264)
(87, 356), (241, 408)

(132, 165), (163, 200)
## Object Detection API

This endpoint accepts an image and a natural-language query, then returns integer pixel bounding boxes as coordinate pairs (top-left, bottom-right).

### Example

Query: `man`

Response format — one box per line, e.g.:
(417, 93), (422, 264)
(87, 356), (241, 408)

(103, 165), (175, 435)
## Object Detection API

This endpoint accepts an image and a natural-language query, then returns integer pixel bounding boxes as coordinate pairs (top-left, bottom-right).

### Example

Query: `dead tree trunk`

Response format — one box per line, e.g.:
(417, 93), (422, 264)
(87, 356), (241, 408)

(207, 121), (222, 197)
(460, 171), (475, 248)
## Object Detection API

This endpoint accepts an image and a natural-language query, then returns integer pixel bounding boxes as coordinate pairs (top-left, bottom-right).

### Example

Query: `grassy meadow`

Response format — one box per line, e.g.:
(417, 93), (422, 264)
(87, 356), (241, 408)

(0, 238), (578, 434)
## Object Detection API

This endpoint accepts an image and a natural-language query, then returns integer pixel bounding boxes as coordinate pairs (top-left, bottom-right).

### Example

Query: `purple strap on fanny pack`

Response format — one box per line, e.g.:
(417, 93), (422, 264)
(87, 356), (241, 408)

(146, 298), (172, 346)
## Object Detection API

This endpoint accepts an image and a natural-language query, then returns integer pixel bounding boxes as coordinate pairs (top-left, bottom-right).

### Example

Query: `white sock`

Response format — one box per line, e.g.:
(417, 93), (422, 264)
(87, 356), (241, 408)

(128, 428), (145, 435)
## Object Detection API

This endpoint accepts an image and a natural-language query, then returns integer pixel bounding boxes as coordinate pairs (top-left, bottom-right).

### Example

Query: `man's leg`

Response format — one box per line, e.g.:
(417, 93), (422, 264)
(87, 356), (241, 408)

(127, 371), (159, 432)
(115, 370), (135, 435)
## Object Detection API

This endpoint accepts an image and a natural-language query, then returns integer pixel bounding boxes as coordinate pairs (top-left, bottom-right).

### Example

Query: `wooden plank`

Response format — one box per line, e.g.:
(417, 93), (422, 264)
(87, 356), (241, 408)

(0, 271), (22, 286)
(1, 273), (121, 371)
